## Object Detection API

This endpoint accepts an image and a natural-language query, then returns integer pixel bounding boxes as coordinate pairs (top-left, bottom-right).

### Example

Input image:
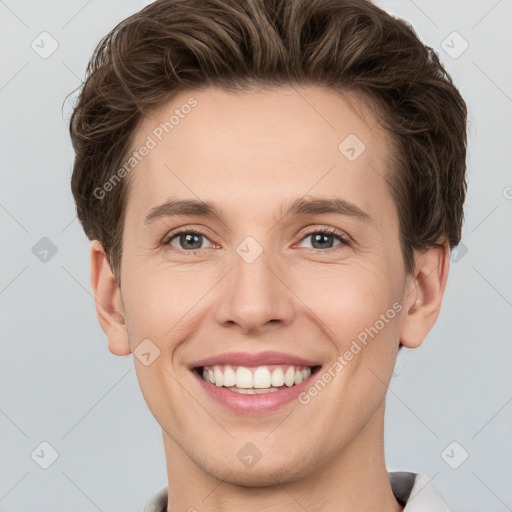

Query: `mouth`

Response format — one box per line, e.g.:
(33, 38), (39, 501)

(190, 362), (322, 414)
(193, 364), (322, 394)
(188, 351), (323, 414)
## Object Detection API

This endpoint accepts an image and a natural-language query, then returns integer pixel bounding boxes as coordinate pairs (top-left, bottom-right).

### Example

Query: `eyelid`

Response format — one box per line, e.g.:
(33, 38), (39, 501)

(162, 225), (352, 252)
(295, 226), (351, 249)
(163, 226), (215, 249)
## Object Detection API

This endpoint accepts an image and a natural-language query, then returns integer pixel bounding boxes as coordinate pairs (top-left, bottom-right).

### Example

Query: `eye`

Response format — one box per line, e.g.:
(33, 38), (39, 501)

(163, 227), (349, 252)
(297, 228), (350, 250)
(165, 230), (213, 251)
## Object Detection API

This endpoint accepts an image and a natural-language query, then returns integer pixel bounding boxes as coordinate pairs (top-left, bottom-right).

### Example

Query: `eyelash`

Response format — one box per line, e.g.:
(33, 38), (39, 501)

(299, 227), (351, 251)
(163, 227), (351, 253)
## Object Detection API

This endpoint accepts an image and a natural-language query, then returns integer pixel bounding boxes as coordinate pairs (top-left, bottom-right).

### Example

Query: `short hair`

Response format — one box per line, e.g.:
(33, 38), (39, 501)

(69, 0), (467, 284)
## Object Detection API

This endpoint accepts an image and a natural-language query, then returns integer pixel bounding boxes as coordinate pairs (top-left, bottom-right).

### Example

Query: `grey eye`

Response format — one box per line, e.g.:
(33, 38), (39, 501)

(168, 232), (210, 250)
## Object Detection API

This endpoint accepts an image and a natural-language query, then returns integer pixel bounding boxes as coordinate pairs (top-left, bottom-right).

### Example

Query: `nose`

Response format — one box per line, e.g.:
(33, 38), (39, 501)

(214, 246), (296, 335)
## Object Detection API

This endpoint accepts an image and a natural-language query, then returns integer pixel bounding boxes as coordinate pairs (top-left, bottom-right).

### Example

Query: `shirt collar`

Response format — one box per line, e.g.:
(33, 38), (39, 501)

(390, 472), (451, 511)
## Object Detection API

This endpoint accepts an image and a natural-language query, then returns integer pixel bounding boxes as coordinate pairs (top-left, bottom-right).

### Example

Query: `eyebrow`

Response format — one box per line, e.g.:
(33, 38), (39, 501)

(143, 196), (372, 225)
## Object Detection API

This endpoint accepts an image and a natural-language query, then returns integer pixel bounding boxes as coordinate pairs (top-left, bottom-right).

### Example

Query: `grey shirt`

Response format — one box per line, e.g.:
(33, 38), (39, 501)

(143, 471), (450, 511)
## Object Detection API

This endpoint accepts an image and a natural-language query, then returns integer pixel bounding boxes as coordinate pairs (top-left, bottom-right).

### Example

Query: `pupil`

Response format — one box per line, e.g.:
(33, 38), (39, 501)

(313, 233), (333, 249)
(181, 233), (202, 250)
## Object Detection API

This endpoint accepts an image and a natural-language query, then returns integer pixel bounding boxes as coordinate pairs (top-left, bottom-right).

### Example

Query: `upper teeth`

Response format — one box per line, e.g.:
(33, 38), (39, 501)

(201, 365), (312, 388)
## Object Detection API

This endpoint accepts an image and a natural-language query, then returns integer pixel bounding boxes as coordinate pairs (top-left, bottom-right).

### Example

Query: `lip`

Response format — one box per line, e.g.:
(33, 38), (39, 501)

(189, 351), (321, 369)
(191, 366), (320, 415)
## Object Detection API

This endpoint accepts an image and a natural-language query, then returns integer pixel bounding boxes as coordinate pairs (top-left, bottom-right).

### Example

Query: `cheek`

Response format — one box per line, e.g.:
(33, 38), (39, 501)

(122, 260), (212, 342)
(120, 265), (203, 423)
(293, 259), (404, 398)
(291, 259), (402, 340)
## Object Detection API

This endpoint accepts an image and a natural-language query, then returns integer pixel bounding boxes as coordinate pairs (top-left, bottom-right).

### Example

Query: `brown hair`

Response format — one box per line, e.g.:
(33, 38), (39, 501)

(69, 0), (467, 284)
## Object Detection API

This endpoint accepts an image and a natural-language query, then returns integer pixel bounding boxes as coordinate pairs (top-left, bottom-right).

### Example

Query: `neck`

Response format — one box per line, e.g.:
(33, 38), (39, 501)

(162, 404), (402, 512)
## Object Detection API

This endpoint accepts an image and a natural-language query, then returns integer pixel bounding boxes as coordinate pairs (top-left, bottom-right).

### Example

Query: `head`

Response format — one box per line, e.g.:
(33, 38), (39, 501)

(70, 0), (467, 488)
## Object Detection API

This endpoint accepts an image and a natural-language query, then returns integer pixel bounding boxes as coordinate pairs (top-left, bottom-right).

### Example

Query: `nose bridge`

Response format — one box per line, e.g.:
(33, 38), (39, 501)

(214, 239), (294, 333)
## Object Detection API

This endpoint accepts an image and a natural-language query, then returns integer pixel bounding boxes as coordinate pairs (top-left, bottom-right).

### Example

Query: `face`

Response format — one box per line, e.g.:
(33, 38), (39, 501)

(94, 85), (446, 487)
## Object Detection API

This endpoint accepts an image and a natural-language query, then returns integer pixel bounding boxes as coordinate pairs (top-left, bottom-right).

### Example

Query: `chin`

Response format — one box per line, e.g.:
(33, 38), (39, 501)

(198, 450), (314, 488)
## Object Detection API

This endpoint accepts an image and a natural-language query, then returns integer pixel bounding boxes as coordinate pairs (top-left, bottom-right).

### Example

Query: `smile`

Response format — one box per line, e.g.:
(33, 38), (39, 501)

(197, 364), (315, 393)
(192, 363), (322, 414)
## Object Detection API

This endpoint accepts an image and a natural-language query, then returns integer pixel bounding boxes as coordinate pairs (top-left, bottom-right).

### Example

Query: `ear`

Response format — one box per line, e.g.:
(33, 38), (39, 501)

(399, 241), (451, 349)
(90, 240), (131, 356)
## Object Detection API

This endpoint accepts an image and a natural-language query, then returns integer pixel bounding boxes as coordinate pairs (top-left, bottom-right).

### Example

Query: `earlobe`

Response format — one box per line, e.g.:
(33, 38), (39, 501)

(90, 240), (132, 356)
(399, 241), (451, 349)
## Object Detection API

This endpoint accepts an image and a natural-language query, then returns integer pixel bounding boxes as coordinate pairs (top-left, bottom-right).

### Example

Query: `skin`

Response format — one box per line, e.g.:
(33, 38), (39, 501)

(90, 86), (450, 512)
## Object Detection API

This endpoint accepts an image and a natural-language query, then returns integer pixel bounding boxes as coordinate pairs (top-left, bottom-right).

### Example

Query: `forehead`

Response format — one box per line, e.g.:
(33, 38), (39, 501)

(125, 85), (397, 228)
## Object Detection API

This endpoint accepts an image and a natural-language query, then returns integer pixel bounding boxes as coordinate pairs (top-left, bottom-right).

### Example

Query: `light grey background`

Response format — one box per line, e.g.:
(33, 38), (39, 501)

(1, 0), (511, 511)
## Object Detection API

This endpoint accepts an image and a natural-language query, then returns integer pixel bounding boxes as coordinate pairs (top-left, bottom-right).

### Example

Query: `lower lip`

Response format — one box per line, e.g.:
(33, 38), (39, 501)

(192, 369), (318, 415)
